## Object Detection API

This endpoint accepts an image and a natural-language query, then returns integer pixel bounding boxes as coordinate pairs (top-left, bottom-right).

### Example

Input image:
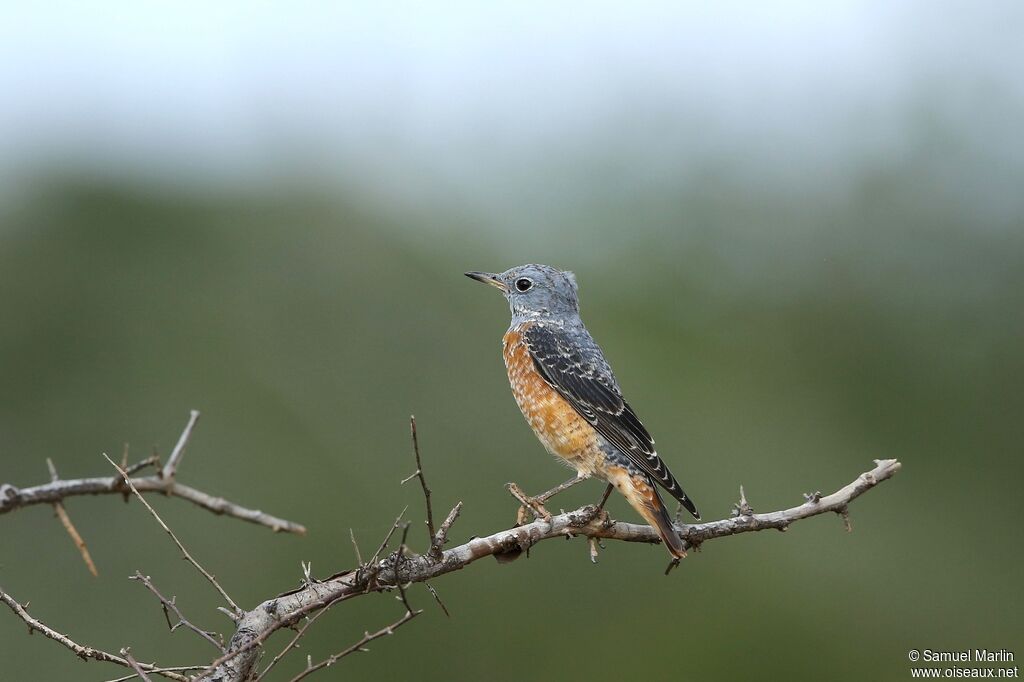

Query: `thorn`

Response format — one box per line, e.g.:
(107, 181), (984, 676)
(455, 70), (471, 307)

(301, 561), (314, 585)
(350, 529), (364, 566)
(731, 484), (754, 517)
(424, 582), (450, 617)
(217, 606), (240, 622)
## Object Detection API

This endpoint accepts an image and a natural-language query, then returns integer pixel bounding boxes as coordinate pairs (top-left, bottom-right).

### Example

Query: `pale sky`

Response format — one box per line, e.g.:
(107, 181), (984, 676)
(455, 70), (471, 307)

(1, 1), (1020, 222)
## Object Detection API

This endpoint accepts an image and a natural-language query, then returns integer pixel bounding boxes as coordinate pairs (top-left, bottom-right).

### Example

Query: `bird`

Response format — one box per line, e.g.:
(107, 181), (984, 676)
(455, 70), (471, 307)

(466, 264), (699, 560)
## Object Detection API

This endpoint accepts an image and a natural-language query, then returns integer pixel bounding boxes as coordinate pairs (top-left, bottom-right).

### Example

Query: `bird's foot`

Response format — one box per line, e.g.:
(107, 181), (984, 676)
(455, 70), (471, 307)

(506, 482), (553, 525)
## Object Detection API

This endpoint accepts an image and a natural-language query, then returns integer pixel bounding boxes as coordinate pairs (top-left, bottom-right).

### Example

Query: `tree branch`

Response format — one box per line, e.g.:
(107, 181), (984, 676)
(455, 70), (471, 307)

(130, 571), (225, 653)
(1, 411), (901, 682)
(200, 458), (900, 682)
(104, 453), (242, 616)
(400, 416), (436, 551)
(0, 411), (308, 681)
(120, 648), (154, 682)
(0, 411), (305, 535)
(0, 588), (193, 682)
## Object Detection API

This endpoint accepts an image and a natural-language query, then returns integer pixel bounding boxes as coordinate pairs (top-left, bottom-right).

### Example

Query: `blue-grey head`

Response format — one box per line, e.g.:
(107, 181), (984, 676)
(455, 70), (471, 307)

(465, 264), (580, 322)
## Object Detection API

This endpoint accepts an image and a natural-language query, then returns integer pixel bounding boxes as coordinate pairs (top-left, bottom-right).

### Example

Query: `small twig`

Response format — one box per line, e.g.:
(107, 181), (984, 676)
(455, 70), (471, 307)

(0, 587), (191, 681)
(102, 666), (206, 682)
(46, 458), (99, 577)
(124, 455), (162, 477)
(301, 561), (314, 586)
(397, 522), (411, 564)
(162, 410), (200, 480)
(102, 667), (206, 682)
(52, 502), (99, 576)
(103, 453), (242, 615)
(287, 609), (420, 682)
(130, 571), (224, 652)
(431, 501), (463, 559)
(732, 484), (754, 517)
(349, 528), (364, 566)
(252, 605), (331, 681)
(369, 507), (408, 567)
(120, 648), (153, 682)
(287, 588), (421, 682)
(424, 582), (450, 617)
(403, 416), (437, 548)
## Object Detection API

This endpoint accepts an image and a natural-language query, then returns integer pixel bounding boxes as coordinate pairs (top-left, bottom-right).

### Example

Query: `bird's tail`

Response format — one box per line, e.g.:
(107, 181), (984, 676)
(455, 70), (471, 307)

(610, 469), (687, 559)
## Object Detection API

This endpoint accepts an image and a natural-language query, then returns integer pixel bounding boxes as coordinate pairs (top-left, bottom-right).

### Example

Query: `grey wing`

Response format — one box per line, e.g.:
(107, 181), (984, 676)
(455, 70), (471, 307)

(523, 323), (699, 519)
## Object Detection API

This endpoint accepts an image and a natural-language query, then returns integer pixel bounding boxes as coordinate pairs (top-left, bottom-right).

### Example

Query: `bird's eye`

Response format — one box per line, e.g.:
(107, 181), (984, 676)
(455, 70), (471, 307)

(515, 278), (533, 292)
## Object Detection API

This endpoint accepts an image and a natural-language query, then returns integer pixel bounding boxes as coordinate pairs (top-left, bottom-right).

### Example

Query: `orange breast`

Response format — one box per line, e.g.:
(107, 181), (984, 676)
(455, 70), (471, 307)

(503, 325), (599, 465)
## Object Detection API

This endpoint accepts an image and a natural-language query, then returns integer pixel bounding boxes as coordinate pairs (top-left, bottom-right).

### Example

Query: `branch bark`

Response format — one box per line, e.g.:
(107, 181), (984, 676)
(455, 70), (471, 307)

(200, 458), (900, 682)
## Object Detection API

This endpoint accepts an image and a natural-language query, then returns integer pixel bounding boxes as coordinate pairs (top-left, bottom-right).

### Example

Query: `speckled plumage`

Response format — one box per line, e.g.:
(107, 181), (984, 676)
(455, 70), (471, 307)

(468, 264), (699, 558)
(503, 324), (606, 475)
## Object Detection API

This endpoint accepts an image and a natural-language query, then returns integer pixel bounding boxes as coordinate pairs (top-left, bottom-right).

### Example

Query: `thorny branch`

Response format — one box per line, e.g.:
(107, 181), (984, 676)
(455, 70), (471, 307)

(0, 411), (300, 681)
(104, 453), (242, 615)
(130, 571), (225, 652)
(286, 525), (422, 682)
(401, 416), (435, 547)
(121, 648), (154, 682)
(401, 415), (462, 561)
(0, 589), (192, 682)
(0, 411), (305, 535)
(1, 411), (901, 682)
(200, 458), (900, 682)
(289, 596), (419, 682)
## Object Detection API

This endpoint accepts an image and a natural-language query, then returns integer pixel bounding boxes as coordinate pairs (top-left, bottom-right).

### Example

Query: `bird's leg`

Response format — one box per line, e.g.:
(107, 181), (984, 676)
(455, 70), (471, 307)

(508, 474), (588, 526)
(536, 474), (588, 504)
(596, 483), (614, 511)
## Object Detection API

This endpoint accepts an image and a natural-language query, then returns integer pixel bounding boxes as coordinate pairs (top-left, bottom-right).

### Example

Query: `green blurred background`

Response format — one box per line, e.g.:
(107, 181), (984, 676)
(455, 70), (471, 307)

(1, 3), (1022, 681)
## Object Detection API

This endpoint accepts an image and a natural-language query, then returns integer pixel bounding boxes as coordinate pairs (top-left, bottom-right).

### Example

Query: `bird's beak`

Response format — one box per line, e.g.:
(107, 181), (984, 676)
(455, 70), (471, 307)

(465, 271), (507, 292)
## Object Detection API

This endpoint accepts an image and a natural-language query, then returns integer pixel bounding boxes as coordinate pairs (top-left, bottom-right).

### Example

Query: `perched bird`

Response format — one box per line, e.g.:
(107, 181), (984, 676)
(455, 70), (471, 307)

(466, 264), (699, 559)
